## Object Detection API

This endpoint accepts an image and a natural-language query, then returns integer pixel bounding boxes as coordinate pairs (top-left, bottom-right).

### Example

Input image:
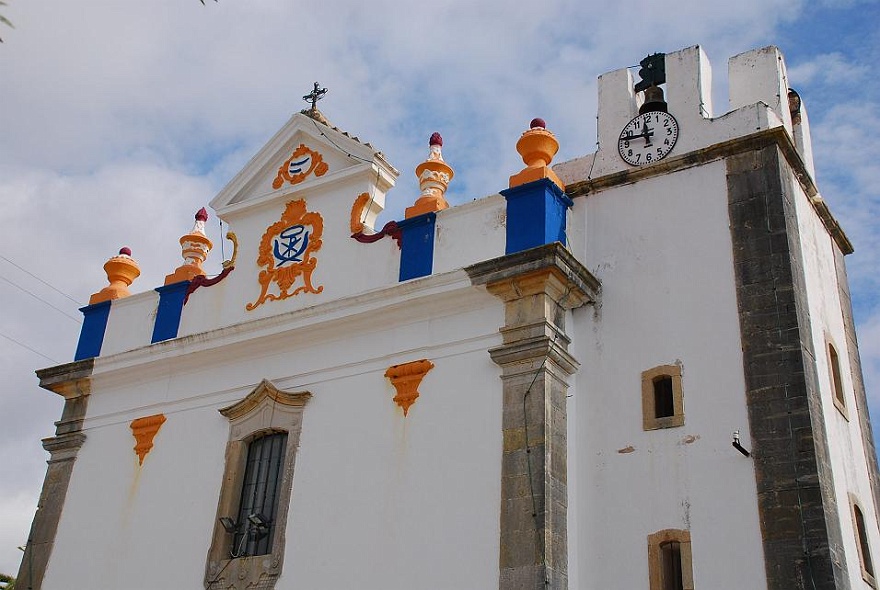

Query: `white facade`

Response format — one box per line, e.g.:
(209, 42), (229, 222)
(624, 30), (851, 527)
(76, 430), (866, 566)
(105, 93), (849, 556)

(20, 46), (880, 590)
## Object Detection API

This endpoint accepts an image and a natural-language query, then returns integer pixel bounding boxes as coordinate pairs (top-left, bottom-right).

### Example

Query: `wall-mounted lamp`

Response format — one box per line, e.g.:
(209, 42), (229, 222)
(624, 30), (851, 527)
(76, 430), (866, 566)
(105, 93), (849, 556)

(248, 513), (271, 535)
(219, 516), (237, 533)
(732, 430), (751, 457)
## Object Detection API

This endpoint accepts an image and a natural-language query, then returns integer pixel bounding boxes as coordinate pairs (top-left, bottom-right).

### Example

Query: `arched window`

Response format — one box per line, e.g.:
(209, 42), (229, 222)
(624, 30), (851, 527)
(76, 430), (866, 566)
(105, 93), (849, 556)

(852, 498), (876, 585)
(642, 365), (684, 430)
(648, 529), (694, 590)
(828, 342), (848, 418)
(232, 431), (288, 557)
(653, 375), (675, 419)
(205, 380), (310, 590)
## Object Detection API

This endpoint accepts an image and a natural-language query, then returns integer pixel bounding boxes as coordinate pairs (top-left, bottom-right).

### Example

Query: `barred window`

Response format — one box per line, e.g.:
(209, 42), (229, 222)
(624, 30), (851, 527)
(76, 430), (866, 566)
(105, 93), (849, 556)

(232, 432), (288, 557)
(205, 380), (310, 590)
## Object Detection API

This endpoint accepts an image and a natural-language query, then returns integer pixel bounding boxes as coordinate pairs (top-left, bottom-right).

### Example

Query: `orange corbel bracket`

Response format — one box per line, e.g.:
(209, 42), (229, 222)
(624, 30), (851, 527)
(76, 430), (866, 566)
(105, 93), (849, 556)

(130, 414), (167, 465)
(385, 359), (434, 416)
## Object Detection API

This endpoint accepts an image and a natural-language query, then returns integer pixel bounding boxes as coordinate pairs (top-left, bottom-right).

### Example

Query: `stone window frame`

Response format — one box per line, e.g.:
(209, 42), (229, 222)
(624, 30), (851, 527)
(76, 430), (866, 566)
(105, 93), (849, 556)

(204, 379), (310, 590)
(642, 364), (685, 431)
(850, 495), (877, 587)
(647, 529), (694, 590)
(827, 339), (849, 420)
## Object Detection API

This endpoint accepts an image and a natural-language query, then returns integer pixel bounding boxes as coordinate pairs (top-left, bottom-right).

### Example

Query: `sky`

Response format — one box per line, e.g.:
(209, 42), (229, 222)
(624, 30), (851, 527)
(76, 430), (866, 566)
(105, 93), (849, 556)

(0, 0), (879, 577)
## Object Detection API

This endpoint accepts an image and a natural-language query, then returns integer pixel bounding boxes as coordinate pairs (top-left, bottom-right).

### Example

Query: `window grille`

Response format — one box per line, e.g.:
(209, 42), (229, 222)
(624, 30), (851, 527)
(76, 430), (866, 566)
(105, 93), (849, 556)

(233, 432), (288, 557)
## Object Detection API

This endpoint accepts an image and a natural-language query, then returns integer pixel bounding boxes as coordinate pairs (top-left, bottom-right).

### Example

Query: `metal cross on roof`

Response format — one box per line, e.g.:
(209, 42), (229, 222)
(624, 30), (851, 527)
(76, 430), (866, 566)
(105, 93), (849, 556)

(303, 82), (328, 110)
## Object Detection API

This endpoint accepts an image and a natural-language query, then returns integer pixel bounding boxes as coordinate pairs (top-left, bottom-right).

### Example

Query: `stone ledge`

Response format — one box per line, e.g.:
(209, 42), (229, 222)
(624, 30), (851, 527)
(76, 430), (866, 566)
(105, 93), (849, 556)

(36, 358), (95, 399)
(465, 242), (600, 307)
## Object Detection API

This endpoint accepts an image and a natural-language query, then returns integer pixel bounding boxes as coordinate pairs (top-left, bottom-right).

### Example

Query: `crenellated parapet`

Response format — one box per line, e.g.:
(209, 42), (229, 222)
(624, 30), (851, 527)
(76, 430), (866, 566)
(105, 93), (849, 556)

(557, 45), (816, 184)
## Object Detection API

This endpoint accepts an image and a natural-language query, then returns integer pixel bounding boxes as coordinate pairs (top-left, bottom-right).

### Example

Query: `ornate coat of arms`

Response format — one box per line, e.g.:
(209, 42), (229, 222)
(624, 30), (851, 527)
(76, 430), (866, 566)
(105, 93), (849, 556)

(246, 199), (324, 311)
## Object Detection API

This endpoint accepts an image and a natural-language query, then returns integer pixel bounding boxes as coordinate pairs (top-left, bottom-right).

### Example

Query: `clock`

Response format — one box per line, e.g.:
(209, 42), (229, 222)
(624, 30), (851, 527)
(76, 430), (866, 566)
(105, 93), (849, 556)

(617, 111), (679, 166)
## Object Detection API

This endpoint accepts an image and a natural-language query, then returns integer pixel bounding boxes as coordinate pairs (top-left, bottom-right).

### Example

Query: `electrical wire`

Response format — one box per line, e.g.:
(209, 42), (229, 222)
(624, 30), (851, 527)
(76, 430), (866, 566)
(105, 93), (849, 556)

(0, 254), (83, 305)
(521, 285), (574, 587)
(586, 114), (599, 182)
(307, 117), (385, 230)
(0, 275), (81, 323)
(308, 118), (374, 164)
(0, 330), (61, 364)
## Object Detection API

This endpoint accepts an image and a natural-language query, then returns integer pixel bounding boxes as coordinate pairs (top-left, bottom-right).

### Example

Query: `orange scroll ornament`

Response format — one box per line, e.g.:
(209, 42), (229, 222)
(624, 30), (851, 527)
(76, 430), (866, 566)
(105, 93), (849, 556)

(350, 192), (371, 235)
(272, 144), (329, 189)
(246, 199), (324, 311)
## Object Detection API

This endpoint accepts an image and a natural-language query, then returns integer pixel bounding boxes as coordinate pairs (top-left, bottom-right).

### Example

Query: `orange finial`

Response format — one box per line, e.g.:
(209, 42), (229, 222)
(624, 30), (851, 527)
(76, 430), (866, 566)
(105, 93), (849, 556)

(405, 133), (454, 219)
(164, 207), (214, 285)
(509, 118), (564, 190)
(89, 247), (141, 304)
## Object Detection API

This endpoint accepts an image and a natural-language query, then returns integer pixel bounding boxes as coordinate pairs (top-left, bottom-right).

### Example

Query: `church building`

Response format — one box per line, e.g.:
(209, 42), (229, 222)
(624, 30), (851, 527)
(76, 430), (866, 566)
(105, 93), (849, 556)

(17, 45), (880, 590)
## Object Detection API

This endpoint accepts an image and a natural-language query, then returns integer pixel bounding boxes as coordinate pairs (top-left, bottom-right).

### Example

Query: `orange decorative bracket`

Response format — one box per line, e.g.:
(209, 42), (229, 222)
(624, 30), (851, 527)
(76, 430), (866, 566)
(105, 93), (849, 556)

(385, 359), (434, 416)
(130, 414), (167, 465)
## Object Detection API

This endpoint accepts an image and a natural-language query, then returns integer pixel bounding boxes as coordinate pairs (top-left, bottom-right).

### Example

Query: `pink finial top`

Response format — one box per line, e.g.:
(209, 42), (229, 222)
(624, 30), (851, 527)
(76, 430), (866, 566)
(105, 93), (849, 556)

(429, 132), (443, 147)
(530, 118), (546, 130)
(119, 247), (132, 256)
(195, 207), (209, 222)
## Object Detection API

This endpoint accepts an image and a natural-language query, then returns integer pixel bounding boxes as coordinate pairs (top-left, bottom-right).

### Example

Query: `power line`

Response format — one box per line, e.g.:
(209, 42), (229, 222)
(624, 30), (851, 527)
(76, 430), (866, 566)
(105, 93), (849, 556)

(0, 254), (84, 305)
(0, 275), (82, 324)
(0, 330), (62, 364)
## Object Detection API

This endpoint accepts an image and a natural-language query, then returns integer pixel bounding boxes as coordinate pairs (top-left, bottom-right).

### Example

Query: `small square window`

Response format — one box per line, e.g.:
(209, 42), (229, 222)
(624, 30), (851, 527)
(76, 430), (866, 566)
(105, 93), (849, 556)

(642, 365), (684, 430)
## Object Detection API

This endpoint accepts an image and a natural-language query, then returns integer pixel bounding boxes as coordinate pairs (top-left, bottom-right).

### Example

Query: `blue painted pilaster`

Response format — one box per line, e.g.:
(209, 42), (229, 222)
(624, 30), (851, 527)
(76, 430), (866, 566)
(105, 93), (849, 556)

(151, 281), (191, 343)
(397, 212), (437, 282)
(74, 300), (112, 361)
(500, 178), (573, 254)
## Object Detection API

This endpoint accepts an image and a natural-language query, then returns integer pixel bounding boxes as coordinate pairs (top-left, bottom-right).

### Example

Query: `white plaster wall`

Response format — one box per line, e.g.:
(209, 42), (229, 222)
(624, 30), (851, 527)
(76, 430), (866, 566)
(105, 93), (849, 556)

(100, 290), (158, 357)
(43, 277), (506, 590)
(569, 161), (769, 589)
(433, 195), (506, 275)
(788, 168), (880, 587)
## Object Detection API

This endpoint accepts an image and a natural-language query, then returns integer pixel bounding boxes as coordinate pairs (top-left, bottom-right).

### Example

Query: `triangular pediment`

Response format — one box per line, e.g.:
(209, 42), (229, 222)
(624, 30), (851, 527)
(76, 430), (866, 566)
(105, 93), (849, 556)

(210, 112), (398, 216)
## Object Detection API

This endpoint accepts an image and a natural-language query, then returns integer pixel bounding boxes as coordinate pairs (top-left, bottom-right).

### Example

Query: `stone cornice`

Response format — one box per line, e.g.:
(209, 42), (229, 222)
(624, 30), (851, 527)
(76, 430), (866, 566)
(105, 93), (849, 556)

(565, 126), (853, 255)
(466, 242), (600, 307)
(83, 270), (494, 384)
(36, 358), (95, 399)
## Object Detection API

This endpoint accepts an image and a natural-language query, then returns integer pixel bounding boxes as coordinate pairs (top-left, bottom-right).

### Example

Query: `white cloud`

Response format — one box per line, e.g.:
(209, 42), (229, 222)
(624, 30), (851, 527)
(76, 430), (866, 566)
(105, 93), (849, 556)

(788, 52), (869, 87)
(0, 0), (878, 578)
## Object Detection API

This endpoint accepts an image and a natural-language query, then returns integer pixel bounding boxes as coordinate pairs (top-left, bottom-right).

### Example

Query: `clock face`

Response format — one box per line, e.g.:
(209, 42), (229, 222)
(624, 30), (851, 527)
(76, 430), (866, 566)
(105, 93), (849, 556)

(618, 111), (679, 166)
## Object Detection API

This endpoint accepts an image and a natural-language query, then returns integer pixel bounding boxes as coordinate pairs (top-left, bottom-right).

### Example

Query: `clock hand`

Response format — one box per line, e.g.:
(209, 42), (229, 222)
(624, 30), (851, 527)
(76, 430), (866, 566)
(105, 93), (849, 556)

(621, 126), (655, 143)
